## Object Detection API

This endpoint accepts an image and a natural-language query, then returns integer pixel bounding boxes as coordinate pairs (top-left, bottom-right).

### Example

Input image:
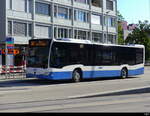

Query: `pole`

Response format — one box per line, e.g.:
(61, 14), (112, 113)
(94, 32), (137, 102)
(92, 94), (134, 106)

(5, 40), (8, 78)
(106, 11), (110, 44)
(107, 15), (109, 43)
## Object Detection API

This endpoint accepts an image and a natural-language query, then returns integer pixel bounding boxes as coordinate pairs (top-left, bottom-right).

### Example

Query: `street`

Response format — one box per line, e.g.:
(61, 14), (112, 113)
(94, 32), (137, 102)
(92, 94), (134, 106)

(0, 67), (150, 112)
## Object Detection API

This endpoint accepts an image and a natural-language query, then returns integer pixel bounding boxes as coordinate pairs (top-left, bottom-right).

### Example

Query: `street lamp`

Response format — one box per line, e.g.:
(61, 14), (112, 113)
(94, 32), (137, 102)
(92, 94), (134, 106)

(106, 11), (110, 44)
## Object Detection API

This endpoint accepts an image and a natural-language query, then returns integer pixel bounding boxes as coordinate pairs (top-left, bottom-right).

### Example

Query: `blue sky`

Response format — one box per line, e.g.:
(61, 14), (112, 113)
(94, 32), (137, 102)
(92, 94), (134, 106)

(117, 0), (150, 24)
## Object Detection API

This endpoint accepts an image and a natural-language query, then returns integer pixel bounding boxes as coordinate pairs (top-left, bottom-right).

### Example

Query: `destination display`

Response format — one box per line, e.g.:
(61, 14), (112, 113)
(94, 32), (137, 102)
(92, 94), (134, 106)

(29, 40), (50, 47)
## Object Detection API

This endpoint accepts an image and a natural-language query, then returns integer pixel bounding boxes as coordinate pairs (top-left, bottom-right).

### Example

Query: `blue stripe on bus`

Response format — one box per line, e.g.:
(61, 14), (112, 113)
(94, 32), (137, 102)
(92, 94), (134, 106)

(26, 74), (35, 78)
(83, 70), (121, 79)
(128, 67), (144, 76)
(26, 67), (144, 80)
(26, 72), (72, 80)
(38, 71), (72, 80)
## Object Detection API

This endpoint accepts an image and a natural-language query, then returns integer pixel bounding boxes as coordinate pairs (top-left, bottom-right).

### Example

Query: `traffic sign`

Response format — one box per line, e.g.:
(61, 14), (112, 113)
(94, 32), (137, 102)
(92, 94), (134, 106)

(6, 37), (14, 44)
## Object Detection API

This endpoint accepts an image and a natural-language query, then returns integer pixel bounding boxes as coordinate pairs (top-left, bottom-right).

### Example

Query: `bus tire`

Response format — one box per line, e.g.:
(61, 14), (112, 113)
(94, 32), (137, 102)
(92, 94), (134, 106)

(72, 69), (82, 83)
(121, 68), (128, 79)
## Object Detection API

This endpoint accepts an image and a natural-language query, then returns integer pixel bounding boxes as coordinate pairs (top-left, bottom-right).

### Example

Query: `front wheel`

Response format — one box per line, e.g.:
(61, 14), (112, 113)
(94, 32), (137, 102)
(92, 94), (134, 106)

(72, 70), (82, 83)
(121, 68), (128, 79)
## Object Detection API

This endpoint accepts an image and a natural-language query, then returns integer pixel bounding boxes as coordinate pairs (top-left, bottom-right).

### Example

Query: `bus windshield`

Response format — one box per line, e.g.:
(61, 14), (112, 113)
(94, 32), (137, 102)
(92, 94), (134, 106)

(27, 39), (51, 68)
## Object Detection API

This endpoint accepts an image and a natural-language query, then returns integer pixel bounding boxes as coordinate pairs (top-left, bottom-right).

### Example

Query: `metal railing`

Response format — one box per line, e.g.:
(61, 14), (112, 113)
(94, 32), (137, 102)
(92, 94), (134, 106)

(0, 65), (26, 80)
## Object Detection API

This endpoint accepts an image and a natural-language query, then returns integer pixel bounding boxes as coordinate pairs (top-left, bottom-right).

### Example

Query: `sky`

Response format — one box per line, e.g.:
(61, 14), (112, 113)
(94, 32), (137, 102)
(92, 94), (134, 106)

(117, 0), (150, 24)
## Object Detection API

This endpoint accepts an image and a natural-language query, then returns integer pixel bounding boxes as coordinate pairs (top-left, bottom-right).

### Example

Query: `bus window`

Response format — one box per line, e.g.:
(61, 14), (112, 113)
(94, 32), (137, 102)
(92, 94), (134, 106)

(28, 47), (49, 68)
(95, 45), (102, 65)
(69, 43), (90, 66)
(136, 48), (144, 64)
(101, 47), (113, 65)
(50, 42), (69, 68)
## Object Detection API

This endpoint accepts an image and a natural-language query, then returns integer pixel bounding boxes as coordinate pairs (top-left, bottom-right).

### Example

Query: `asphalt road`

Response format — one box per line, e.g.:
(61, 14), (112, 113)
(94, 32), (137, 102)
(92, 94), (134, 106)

(0, 67), (150, 112)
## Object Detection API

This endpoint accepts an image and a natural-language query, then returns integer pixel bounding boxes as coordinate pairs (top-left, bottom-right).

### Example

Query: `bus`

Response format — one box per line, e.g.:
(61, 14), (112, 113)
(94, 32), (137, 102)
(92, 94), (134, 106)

(26, 38), (145, 82)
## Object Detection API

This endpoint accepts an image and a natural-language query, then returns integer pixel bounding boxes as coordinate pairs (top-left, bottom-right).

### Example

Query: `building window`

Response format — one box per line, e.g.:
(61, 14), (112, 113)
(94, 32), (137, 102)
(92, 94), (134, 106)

(13, 22), (27, 36)
(35, 2), (51, 16)
(8, 21), (12, 36)
(92, 32), (103, 43)
(108, 34), (116, 44)
(54, 6), (57, 17)
(74, 10), (89, 22)
(106, 0), (114, 11)
(28, 0), (33, 13)
(9, 0), (32, 13)
(104, 16), (108, 26)
(54, 27), (72, 39)
(7, 0), (12, 10)
(91, 14), (102, 25)
(11, 21), (32, 37)
(104, 16), (116, 27)
(108, 17), (116, 27)
(35, 25), (51, 38)
(28, 24), (32, 37)
(91, 0), (102, 8)
(54, 6), (72, 20)
(58, 7), (68, 19)
(12, 0), (26, 12)
(74, 30), (89, 40)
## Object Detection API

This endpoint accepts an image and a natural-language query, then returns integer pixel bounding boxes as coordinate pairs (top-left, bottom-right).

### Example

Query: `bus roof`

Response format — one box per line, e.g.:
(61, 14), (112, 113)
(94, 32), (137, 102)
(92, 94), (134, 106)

(53, 38), (145, 49)
(95, 43), (145, 48)
(54, 38), (92, 44)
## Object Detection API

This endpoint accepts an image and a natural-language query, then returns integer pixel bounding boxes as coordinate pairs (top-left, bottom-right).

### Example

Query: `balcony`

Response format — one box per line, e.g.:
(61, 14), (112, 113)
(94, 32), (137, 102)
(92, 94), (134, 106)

(53, 18), (72, 26)
(74, 21), (90, 29)
(7, 10), (32, 21)
(91, 24), (102, 31)
(35, 14), (51, 24)
(103, 26), (117, 33)
(13, 36), (32, 44)
(73, 1), (90, 10)
(91, 0), (103, 13)
(53, 0), (72, 6)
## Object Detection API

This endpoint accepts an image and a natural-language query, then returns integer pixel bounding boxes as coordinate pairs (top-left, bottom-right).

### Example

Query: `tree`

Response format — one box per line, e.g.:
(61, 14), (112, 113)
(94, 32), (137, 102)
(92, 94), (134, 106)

(117, 11), (125, 22)
(117, 11), (125, 45)
(125, 20), (150, 61)
(118, 22), (125, 45)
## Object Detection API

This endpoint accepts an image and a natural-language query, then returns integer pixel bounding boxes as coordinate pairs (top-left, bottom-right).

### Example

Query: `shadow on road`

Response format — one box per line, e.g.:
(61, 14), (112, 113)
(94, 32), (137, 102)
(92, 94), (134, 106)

(83, 76), (138, 82)
(0, 76), (139, 88)
(0, 78), (71, 87)
(76, 87), (150, 99)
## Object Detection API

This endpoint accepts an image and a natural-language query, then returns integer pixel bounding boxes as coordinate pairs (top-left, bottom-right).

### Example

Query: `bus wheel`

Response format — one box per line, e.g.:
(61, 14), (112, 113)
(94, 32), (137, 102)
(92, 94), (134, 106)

(121, 68), (128, 79)
(72, 70), (82, 83)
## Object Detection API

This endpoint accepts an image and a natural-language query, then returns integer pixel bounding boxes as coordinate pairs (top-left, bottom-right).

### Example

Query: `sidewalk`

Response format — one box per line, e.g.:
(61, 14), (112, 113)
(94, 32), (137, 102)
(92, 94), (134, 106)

(0, 73), (26, 80)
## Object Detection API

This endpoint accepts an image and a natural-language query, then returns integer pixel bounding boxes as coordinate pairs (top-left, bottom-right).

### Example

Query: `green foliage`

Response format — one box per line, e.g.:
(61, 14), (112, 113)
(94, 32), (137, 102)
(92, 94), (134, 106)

(117, 11), (125, 22)
(118, 22), (125, 45)
(117, 11), (125, 45)
(125, 20), (150, 61)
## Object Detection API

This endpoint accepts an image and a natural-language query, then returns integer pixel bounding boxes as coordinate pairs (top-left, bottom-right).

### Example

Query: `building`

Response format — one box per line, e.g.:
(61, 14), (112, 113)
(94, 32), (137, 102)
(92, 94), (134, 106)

(120, 21), (137, 40)
(0, 0), (117, 66)
(128, 24), (137, 31)
(120, 21), (129, 40)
